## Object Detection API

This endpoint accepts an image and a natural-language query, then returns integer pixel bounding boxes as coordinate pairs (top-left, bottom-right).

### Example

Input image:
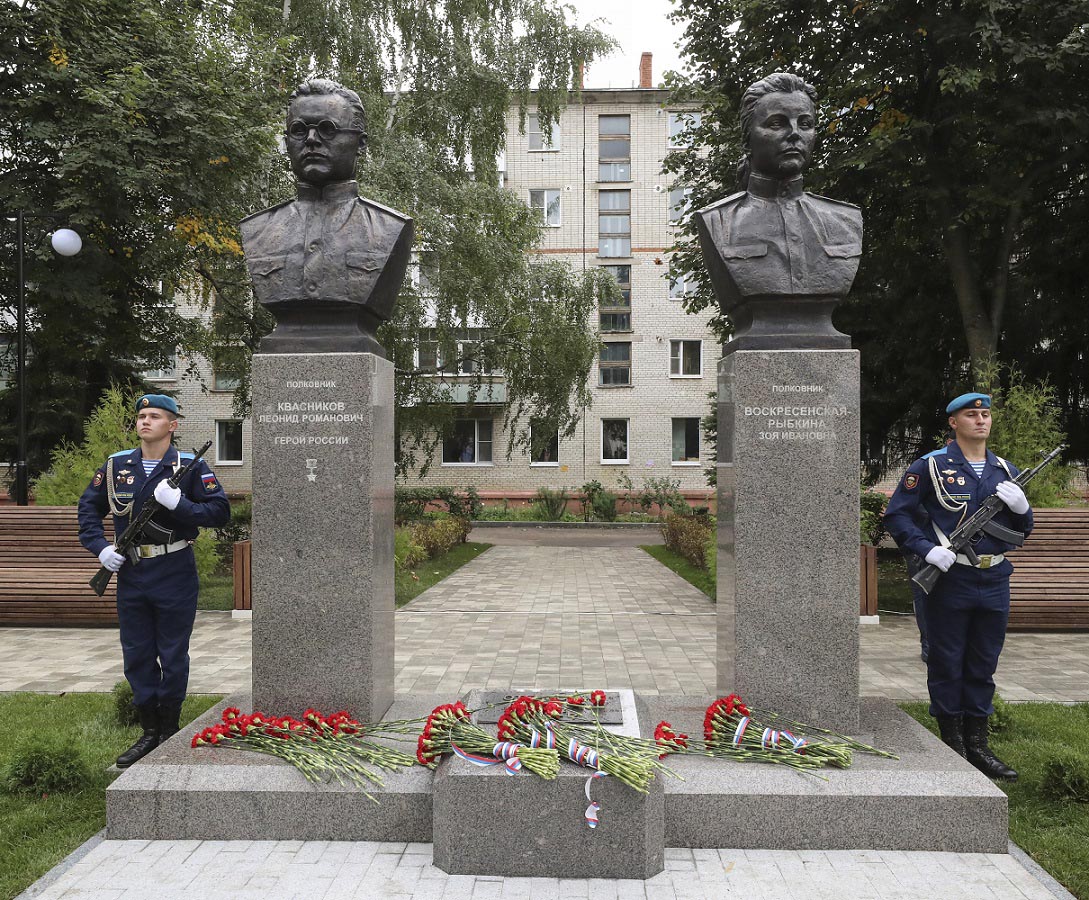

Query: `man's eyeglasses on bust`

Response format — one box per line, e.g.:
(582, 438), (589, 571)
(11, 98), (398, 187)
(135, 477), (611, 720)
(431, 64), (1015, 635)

(286, 120), (364, 141)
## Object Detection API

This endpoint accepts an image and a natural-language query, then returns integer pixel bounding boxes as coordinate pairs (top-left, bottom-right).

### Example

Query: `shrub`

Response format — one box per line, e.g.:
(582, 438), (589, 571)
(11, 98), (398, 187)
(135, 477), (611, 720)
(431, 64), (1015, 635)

(580, 480), (604, 522)
(661, 514), (714, 570)
(990, 693), (1013, 734)
(395, 487), (483, 524)
(861, 489), (889, 546)
(412, 517), (470, 559)
(1041, 748), (1089, 803)
(620, 475), (688, 520)
(3, 738), (94, 795)
(192, 530), (219, 582)
(112, 680), (139, 726)
(591, 490), (619, 522)
(534, 487), (568, 521)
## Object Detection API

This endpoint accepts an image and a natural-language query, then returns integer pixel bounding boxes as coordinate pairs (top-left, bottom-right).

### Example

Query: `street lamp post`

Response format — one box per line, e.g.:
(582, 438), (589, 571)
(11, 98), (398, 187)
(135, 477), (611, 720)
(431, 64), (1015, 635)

(7, 211), (82, 505)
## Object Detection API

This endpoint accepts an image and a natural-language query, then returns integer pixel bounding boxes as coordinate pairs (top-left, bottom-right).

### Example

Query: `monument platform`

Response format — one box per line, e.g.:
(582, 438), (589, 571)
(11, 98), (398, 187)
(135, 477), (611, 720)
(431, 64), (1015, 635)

(108, 691), (1007, 866)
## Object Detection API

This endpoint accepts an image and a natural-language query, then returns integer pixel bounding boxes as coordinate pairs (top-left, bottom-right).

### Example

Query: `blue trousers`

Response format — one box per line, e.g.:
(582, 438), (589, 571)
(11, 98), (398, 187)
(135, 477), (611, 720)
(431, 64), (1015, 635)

(116, 549), (199, 708)
(904, 554), (930, 658)
(924, 564), (1010, 718)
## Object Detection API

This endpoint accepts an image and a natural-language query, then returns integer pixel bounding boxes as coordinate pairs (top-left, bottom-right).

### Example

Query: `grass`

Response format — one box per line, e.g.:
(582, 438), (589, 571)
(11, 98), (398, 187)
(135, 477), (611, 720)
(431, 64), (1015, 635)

(876, 548), (916, 615)
(197, 573), (234, 611)
(641, 543), (716, 598)
(0, 692), (220, 900)
(901, 700), (1089, 899)
(395, 540), (491, 608)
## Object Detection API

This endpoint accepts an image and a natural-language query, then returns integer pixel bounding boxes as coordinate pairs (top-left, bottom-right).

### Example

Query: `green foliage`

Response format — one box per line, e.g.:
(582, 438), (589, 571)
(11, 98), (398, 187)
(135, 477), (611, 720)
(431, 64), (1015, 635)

(642, 543), (716, 599)
(1041, 748), (1089, 803)
(661, 514), (714, 571)
(3, 739), (94, 795)
(394, 528), (428, 571)
(975, 360), (1074, 508)
(394, 486), (483, 524)
(111, 680), (138, 727)
(411, 517), (471, 559)
(702, 391), (717, 487)
(533, 486), (569, 521)
(861, 489), (889, 546)
(579, 480), (604, 522)
(31, 385), (137, 505)
(192, 530), (219, 582)
(665, 0), (1089, 474)
(591, 490), (619, 523)
(990, 693), (1013, 735)
(620, 474), (689, 520)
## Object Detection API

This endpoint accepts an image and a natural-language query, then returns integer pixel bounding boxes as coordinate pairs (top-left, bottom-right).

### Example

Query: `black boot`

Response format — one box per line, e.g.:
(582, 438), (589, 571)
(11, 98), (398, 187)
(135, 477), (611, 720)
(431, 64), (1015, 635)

(116, 704), (160, 769)
(964, 715), (1018, 781)
(935, 714), (967, 757)
(157, 702), (184, 746)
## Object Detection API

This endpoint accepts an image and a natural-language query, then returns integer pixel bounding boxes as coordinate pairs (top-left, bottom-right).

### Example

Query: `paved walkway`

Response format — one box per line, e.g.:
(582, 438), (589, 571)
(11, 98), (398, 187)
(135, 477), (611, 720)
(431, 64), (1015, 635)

(3, 545), (1088, 701)
(6, 537), (1085, 899)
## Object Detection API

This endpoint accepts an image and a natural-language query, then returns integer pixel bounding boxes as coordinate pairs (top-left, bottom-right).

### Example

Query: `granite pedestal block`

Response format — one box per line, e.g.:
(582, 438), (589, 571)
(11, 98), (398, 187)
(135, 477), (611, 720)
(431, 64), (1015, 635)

(643, 695), (1008, 853)
(251, 353), (394, 723)
(717, 350), (861, 732)
(106, 693), (436, 841)
(432, 689), (664, 879)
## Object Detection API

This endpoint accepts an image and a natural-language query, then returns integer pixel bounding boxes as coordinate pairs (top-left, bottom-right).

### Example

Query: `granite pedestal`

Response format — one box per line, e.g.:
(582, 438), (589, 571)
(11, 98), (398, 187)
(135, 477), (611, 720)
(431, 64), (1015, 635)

(717, 350), (861, 732)
(251, 353), (394, 723)
(432, 689), (664, 879)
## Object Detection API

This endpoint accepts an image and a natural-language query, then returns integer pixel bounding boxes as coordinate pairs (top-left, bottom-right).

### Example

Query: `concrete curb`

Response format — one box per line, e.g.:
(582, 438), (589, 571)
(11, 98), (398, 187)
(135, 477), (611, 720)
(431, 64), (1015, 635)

(469, 520), (663, 530)
(15, 828), (105, 899)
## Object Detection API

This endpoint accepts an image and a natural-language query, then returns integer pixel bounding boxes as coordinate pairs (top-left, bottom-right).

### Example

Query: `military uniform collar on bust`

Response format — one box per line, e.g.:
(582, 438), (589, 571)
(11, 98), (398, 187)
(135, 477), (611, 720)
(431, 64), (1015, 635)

(747, 173), (804, 201)
(297, 180), (359, 202)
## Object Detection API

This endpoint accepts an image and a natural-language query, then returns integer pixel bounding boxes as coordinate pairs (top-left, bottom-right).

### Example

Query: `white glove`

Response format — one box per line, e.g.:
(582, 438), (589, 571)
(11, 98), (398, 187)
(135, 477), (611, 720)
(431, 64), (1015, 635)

(98, 545), (125, 572)
(995, 481), (1029, 515)
(154, 480), (182, 510)
(925, 546), (956, 572)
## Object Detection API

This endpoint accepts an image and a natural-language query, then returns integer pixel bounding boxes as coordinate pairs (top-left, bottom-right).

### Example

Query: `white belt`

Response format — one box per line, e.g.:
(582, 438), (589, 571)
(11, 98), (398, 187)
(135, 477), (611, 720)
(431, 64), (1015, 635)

(137, 540), (190, 559)
(955, 553), (1004, 569)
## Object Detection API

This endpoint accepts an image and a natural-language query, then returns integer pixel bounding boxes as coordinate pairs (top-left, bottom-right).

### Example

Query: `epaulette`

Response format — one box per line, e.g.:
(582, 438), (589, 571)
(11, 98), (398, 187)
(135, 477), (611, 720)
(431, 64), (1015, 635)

(808, 193), (861, 211)
(179, 452), (195, 460)
(922, 449), (946, 459)
(240, 198), (294, 224)
(696, 191), (746, 215)
(109, 449), (136, 458)
(358, 195), (412, 222)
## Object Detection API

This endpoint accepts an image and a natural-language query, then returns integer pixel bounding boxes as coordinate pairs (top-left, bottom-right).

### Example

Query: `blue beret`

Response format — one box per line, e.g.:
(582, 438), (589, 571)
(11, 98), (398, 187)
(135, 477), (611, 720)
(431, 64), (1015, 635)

(136, 394), (183, 417)
(946, 393), (990, 415)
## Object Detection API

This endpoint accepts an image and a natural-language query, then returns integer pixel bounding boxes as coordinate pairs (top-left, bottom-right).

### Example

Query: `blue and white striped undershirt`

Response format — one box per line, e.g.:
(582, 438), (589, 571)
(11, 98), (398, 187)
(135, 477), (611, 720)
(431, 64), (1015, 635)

(141, 459), (159, 477)
(968, 460), (986, 478)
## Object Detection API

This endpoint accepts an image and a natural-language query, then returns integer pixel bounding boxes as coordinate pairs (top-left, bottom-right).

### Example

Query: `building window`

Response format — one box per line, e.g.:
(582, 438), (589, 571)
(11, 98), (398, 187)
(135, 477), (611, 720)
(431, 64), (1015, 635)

(598, 190), (631, 258)
(527, 113), (560, 151)
(601, 265), (632, 305)
(670, 340), (702, 377)
(212, 347), (241, 391)
(417, 332), (440, 373)
(599, 341), (631, 386)
(672, 417), (701, 464)
(216, 420), (243, 465)
(670, 269), (696, 300)
(442, 418), (493, 465)
(530, 422), (559, 466)
(669, 186), (693, 225)
(599, 312), (631, 332)
(598, 115), (631, 181)
(601, 418), (629, 464)
(143, 353), (177, 381)
(530, 189), (561, 227)
(668, 112), (702, 148)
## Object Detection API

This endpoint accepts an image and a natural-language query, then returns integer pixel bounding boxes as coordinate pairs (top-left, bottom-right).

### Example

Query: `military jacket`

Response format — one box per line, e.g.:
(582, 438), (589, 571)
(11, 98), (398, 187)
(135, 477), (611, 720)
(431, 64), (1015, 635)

(78, 446), (230, 558)
(240, 180), (413, 325)
(694, 174), (863, 309)
(884, 441), (1034, 575)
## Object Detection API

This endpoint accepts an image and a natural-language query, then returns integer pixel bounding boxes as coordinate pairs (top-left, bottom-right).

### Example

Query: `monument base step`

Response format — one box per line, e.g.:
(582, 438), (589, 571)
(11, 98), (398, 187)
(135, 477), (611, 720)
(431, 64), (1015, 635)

(106, 693), (1008, 862)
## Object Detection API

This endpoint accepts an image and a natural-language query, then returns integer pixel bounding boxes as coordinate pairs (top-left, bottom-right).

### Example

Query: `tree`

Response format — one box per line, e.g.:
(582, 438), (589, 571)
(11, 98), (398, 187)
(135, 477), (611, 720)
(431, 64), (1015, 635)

(0, 0), (289, 483)
(664, 0), (1089, 473)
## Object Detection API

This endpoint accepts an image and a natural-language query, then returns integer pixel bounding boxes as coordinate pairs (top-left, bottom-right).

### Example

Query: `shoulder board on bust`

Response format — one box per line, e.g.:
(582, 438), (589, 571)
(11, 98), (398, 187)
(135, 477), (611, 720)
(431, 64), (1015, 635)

(357, 195), (411, 222)
(807, 193), (862, 211)
(697, 191), (746, 215)
(109, 449), (136, 458)
(239, 198), (294, 225)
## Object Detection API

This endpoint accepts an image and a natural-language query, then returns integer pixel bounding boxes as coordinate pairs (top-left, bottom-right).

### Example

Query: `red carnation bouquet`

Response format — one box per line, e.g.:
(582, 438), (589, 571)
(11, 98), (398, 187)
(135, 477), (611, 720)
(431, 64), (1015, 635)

(416, 701), (559, 778)
(192, 706), (416, 798)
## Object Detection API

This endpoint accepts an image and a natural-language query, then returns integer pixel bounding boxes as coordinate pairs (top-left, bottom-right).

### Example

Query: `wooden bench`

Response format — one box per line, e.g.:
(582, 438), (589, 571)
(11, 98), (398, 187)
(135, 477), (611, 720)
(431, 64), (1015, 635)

(1009, 507), (1089, 630)
(0, 506), (118, 626)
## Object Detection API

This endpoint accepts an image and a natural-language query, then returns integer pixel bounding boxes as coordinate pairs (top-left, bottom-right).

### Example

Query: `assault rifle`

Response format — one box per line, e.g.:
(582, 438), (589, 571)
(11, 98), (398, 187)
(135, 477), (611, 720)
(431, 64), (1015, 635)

(912, 444), (1065, 595)
(90, 441), (213, 596)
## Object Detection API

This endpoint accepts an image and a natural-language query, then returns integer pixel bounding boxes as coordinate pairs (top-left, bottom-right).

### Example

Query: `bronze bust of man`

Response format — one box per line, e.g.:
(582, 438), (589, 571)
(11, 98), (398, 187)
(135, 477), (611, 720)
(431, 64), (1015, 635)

(241, 79), (413, 355)
(695, 72), (862, 351)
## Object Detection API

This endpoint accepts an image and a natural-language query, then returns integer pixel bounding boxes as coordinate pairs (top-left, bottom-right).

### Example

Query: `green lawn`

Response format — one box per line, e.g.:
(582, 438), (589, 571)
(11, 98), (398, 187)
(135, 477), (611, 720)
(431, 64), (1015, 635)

(0, 693), (219, 900)
(198, 573), (234, 611)
(396, 541), (491, 608)
(641, 544), (715, 599)
(901, 701), (1089, 899)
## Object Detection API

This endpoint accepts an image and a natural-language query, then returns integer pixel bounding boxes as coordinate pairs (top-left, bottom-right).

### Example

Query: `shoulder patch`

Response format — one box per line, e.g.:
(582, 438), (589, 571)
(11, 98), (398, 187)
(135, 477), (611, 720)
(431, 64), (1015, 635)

(201, 471), (219, 492)
(239, 198), (293, 225)
(807, 192), (862, 211)
(696, 191), (746, 215)
(92, 471), (104, 487)
(903, 473), (919, 490)
(358, 195), (412, 222)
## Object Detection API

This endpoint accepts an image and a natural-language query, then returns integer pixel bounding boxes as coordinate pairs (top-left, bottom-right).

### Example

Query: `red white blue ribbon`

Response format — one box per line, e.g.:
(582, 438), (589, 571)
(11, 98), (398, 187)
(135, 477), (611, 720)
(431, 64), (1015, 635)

(529, 724), (557, 749)
(732, 715), (751, 746)
(584, 770), (606, 828)
(780, 729), (808, 753)
(450, 741), (523, 774)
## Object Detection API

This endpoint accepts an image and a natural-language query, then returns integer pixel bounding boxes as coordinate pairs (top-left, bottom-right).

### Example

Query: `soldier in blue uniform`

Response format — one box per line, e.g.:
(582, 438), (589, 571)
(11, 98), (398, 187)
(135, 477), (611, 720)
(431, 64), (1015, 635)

(78, 394), (230, 768)
(884, 393), (1032, 781)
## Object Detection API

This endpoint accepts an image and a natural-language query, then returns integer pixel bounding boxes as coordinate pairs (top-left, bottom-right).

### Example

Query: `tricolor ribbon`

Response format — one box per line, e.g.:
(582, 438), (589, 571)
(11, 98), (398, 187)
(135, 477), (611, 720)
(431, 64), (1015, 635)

(567, 738), (601, 769)
(584, 770), (606, 829)
(780, 729), (808, 754)
(450, 741), (523, 774)
(529, 724), (557, 749)
(732, 715), (751, 746)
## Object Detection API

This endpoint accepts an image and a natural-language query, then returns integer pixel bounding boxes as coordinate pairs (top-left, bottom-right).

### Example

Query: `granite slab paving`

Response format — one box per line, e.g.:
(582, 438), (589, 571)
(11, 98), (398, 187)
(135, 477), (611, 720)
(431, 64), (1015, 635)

(2, 545), (1088, 702)
(20, 838), (1070, 899)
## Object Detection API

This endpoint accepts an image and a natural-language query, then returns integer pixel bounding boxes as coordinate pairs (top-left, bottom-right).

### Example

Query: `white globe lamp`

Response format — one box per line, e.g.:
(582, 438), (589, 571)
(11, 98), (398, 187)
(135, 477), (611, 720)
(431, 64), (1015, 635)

(50, 228), (82, 257)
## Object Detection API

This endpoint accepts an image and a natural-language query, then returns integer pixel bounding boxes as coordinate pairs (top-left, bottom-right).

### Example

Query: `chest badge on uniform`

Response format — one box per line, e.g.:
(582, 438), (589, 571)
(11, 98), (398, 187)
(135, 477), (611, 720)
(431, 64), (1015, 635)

(126, 476), (135, 484)
(941, 469), (956, 476)
(957, 476), (966, 485)
(118, 469), (131, 476)
(904, 473), (918, 490)
(947, 477), (955, 484)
